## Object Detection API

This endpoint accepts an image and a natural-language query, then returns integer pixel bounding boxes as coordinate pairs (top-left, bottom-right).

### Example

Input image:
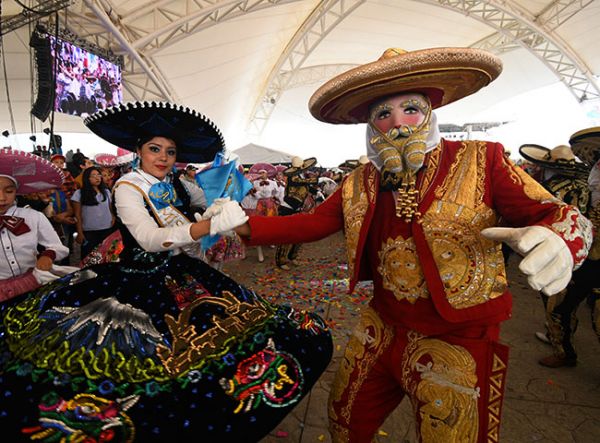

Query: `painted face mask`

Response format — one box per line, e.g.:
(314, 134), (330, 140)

(367, 94), (433, 222)
(368, 94), (432, 186)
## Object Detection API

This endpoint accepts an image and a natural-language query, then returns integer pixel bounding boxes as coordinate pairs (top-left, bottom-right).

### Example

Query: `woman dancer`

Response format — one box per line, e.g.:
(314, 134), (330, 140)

(0, 102), (332, 442)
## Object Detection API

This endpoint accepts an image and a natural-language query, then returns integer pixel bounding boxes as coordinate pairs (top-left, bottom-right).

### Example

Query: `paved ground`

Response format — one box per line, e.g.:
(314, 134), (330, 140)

(224, 232), (600, 443)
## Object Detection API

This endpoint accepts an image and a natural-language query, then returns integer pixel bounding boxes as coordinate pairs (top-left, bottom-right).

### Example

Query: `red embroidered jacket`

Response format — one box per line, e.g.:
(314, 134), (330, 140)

(248, 140), (592, 329)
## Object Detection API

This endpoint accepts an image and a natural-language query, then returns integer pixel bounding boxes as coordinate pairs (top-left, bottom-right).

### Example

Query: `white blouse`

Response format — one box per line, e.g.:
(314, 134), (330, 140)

(114, 170), (195, 254)
(252, 179), (278, 199)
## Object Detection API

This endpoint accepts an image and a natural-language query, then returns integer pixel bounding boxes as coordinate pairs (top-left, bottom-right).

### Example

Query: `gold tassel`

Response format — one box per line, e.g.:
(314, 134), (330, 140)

(394, 171), (421, 223)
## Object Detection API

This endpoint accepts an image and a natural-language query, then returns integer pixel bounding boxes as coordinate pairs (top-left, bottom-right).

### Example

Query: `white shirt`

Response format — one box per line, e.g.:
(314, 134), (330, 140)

(275, 182), (286, 205)
(320, 177), (338, 197)
(241, 193), (257, 210)
(180, 176), (207, 210)
(252, 178), (278, 199)
(0, 205), (69, 279)
(114, 170), (196, 254)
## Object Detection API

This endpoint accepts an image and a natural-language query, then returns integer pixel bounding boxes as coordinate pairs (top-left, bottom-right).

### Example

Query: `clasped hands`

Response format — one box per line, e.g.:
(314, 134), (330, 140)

(481, 226), (573, 296)
(195, 197), (248, 237)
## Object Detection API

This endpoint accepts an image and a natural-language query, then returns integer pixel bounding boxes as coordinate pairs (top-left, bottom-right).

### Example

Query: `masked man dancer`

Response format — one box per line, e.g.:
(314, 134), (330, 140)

(235, 47), (593, 442)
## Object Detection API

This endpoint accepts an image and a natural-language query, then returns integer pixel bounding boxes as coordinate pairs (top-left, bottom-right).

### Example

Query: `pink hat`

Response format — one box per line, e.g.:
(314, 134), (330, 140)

(248, 162), (277, 178)
(94, 152), (135, 167)
(0, 149), (64, 194)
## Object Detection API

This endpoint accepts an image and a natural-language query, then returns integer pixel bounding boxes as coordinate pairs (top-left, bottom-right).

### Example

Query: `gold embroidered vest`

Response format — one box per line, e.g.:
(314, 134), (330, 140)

(341, 141), (508, 311)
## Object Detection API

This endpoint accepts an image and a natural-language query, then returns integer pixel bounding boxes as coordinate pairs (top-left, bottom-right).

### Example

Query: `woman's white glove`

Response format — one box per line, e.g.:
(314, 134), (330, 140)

(209, 201), (248, 236)
(200, 197), (231, 220)
(481, 226), (573, 296)
(33, 265), (80, 285)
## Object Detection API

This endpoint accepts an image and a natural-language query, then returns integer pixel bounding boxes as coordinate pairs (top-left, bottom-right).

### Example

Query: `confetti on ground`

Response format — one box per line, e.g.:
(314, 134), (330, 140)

(275, 430), (288, 438)
(225, 240), (373, 342)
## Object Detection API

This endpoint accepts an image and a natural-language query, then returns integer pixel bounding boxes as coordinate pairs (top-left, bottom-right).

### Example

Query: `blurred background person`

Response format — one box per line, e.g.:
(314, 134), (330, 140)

(275, 157), (318, 270)
(71, 166), (115, 258)
(179, 164), (207, 214)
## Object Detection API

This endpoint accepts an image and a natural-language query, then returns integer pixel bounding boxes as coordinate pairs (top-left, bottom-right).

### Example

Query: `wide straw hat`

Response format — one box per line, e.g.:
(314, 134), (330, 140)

(284, 157), (317, 176)
(569, 126), (600, 167)
(0, 149), (64, 194)
(84, 101), (225, 164)
(309, 47), (502, 124)
(519, 144), (589, 176)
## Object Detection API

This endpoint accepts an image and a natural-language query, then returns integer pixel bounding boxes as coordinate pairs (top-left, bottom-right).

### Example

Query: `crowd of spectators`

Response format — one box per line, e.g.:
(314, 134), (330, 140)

(7, 146), (353, 268)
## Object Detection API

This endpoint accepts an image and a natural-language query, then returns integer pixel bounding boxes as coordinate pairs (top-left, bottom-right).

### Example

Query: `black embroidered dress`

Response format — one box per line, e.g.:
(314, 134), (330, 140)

(0, 176), (333, 442)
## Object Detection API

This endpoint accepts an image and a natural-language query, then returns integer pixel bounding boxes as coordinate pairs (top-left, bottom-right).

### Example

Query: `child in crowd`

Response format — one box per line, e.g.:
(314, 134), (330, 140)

(0, 149), (71, 301)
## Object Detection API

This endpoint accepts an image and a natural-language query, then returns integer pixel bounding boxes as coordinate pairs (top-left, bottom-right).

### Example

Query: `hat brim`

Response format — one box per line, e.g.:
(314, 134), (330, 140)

(84, 102), (225, 164)
(519, 144), (589, 175)
(309, 47), (502, 124)
(0, 149), (64, 194)
(284, 157), (317, 175)
(94, 153), (134, 167)
(569, 126), (600, 166)
(338, 159), (360, 170)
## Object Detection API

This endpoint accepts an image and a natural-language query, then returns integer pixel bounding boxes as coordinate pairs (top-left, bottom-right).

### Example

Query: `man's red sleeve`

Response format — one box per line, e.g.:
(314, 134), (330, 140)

(247, 187), (344, 246)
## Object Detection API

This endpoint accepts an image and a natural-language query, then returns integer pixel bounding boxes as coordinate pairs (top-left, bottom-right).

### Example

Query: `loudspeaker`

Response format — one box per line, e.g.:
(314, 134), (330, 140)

(49, 134), (62, 153)
(30, 27), (54, 122)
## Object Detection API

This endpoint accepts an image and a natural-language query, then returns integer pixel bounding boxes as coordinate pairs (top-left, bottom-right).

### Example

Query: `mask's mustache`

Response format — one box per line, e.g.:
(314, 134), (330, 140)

(388, 125), (414, 140)
(370, 124), (428, 173)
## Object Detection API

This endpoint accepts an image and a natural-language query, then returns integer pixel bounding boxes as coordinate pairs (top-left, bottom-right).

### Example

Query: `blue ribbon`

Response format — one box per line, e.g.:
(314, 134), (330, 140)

(148, 182), (182, 210)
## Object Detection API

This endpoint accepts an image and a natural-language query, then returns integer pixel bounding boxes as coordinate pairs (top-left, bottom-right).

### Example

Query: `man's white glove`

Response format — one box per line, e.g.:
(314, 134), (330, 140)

(33, 265), (80, 285)
(201, 197), (231, 220)
(209, 201), (248, 236)
(481, 226), (573, 296)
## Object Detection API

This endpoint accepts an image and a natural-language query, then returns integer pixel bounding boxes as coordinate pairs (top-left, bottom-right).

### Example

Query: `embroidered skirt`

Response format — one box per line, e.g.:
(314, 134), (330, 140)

(0, 252), (332, 442)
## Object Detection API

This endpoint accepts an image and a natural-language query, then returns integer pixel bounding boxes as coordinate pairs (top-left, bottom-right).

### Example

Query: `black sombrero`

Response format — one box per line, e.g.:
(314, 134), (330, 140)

(519, 144), (589, 176)
(569, 126), (600, 167)
(84, 101), (225, 164)
(284, 157), (317, 176)
(338, 159), (360, 171)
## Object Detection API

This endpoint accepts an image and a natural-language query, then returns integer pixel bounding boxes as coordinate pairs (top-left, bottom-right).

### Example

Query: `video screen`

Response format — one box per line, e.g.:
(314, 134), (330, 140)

(50, 36), (123, 117)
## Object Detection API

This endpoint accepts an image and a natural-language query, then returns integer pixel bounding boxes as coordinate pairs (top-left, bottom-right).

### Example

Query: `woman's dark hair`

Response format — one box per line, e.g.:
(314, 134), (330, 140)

(80, 167), (110, 206)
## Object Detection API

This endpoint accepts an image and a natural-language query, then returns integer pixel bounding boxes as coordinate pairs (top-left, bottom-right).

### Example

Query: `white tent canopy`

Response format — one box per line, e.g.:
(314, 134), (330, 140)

(232, 143), (293, 165)
(1, 1), (599, 166)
